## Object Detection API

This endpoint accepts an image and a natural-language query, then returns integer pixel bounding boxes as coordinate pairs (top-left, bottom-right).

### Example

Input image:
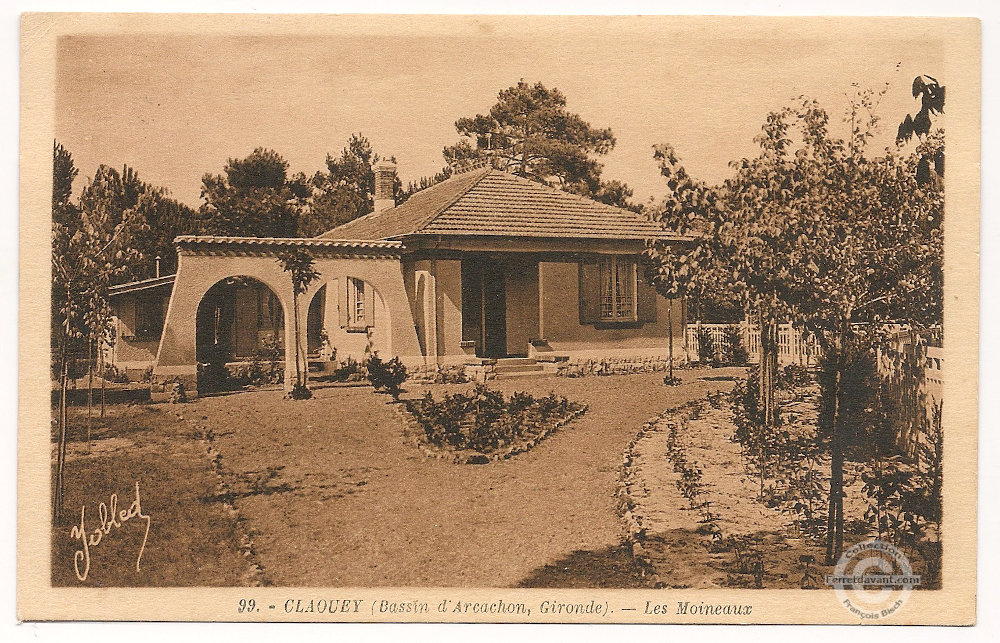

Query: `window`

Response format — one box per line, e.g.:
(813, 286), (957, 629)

(599, 256), (636, 321)
(347, 278), (366, 328)
(135, 294), (164, 340)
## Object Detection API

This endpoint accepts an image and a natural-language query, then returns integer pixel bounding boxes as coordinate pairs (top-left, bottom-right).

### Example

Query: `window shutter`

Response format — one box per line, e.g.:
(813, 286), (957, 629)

(338, 278), (348, 328)
(637, 271), (658, 323)
(364, 282), (376, 327)
(578, 259), (600, 324)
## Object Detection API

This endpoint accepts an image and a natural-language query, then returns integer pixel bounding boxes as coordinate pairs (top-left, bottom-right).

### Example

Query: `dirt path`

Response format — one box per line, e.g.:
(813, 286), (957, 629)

(188, 368), (743, 587)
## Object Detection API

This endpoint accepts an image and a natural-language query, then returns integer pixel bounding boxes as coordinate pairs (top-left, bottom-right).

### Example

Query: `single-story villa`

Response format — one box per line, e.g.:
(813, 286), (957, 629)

(110, 162), (691, 395)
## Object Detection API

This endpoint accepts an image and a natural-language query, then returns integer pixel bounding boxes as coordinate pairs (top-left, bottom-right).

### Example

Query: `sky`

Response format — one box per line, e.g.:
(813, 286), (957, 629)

(55, 18), (944, 208)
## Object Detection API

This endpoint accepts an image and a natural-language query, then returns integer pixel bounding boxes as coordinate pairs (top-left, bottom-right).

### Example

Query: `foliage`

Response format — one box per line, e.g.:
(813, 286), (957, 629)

(277, 250), (320, 394)
(441, 79), (638, 210)
(695, 326), (717, 364)
(777, 364), (812, 390)
(304, 133), (401, 234)
(103, 364), (130, 384)
(365, 354), (408, 399)
(723, 324), (749, 366)
(229, 337), (283, 387)
(287, 383), (313, 400)
(662, 408), (721, 535)
(72, 162), (199, 282)
(200, 148), (311, 237)
(409, 385), (582, 454)
(557, 357), (674, 378)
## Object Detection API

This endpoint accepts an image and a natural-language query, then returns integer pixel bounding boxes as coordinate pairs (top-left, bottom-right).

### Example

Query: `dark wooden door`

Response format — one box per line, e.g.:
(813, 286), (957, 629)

(482, 261), (507, 358)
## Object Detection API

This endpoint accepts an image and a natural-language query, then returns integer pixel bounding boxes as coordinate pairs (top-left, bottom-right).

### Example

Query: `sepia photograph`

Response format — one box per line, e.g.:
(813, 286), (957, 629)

(17, 11), (980, 625)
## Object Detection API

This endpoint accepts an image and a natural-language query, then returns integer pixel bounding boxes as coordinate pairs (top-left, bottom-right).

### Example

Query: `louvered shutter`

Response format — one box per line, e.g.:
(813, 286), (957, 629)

(364, 282), (376, 328)
(338, 278), (348, 328)
(578, 259), (601, 324)
(636, 270), (658, 323)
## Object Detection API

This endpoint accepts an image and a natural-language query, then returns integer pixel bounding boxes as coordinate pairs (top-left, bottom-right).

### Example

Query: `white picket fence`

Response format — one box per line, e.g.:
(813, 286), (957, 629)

(685, 321), (820, 365)
(876, 327), (944, 456)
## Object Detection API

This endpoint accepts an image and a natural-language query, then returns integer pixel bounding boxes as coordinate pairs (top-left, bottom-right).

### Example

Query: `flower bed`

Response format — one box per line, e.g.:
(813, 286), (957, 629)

(401, 385), (587, 464)
(557, 357), (677, 378)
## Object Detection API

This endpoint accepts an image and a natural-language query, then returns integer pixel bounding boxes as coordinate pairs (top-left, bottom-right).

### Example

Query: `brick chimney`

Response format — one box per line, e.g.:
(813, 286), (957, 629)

(373, 160), (397, 214)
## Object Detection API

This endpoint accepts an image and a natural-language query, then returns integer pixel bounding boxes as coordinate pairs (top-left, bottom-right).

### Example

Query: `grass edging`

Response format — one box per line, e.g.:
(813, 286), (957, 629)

(172, 407), (268, 587)
(616, 400), (702, 588)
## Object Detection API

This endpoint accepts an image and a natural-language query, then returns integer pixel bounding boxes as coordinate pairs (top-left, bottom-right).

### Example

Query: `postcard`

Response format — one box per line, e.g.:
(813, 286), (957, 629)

(18, 13), (979, 624)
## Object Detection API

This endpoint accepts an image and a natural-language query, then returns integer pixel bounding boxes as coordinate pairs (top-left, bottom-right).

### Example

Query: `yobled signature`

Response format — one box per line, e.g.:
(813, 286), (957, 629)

(70, 481), (151, 582)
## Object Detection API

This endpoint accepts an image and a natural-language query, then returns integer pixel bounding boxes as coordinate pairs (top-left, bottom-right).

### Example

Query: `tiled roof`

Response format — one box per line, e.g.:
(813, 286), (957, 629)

(109, 274), (176, 296)
(174, 235), (403, 249)
(319, 168), (682, 242)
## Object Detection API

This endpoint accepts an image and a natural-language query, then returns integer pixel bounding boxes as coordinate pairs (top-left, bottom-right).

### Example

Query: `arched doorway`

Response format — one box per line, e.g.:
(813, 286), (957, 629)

(196, 276), (285, 365)
(306, 284), (327, 357)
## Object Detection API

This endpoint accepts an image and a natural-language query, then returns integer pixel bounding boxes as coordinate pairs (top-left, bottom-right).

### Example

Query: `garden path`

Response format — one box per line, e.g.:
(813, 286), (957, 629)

(186, 368), (743, 587)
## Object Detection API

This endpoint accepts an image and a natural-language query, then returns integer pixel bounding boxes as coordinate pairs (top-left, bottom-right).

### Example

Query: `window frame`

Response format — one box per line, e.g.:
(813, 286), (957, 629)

(134, 293), (165, 341)
(598, 256), (638, 323)
(346, 277), (367, 330)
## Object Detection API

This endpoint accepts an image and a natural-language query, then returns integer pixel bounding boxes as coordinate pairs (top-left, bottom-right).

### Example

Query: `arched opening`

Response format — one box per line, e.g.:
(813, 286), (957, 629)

(306, 284), (326, 356)
(196, 276), (285, 365)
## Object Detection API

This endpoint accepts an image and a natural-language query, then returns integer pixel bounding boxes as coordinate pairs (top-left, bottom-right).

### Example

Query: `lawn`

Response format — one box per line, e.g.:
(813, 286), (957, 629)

(181, 366), (745, 587)
(50, 404), (251, 586)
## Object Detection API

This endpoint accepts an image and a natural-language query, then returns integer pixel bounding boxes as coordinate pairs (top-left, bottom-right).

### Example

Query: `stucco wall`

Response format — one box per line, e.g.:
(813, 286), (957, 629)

(109, 292), (170, 369)
(155, 252), (425, 388)
(539, 261), (684, 360)
(403, 259), (465, 365)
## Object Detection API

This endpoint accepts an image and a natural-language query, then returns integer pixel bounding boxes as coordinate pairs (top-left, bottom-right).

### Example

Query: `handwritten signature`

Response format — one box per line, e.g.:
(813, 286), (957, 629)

(70, 481), (151, 582)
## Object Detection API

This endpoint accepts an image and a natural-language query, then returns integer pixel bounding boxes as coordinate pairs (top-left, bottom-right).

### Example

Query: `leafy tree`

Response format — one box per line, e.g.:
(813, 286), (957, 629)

(200, 148), (310, 238)
(73, 163), (199, 281)
(442, 79), (637, 210)
(647, 84), (942, 563)
(51, 143), (142, 517)
(897, 75), (945, 187)
(277, 250), (320, 398)
(129, 187), (200, 278)
(303, 134), (401, 235)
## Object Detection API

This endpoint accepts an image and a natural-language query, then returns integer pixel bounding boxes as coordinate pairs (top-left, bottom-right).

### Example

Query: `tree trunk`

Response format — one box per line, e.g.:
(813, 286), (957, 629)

(757, 311), (777, 426)
(292, 293), (301, 387)
(667, 299), (674, 380)
(825, 322), (847, 564)
(54, 338), (69, 521)
(87, 339), (93, 453)
(100, 349), (106, 419)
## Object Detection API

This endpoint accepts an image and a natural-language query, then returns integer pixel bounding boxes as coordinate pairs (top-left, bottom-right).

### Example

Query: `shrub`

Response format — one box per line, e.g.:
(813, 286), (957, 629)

(777, 363), (812, 390)
(696, 327), (716, 363)
(723, 324), (749, 366)
(103, 364), (130, 384)
(409, 385), (583, 454)
(198, 348), (232, 393)
(287, 382), (313, 400)
(366, 354), (408, 399)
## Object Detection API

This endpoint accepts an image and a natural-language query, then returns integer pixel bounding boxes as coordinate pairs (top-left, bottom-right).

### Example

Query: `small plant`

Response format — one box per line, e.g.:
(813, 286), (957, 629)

(663, 375), (682, 386)
(103, 364), (130, 384)
(696, 326), (717, 364)
(408, 385), (583, 455)
(778, 364), (813, 390)
(287, 382), (313, 400)
(366, 354), (408, 399)
(169, 379), (187, 403)
(722, 324), (749, 366)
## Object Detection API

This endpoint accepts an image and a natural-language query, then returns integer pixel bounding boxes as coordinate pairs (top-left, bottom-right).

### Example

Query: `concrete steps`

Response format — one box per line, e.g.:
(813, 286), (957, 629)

(493, 357), (548, 379)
